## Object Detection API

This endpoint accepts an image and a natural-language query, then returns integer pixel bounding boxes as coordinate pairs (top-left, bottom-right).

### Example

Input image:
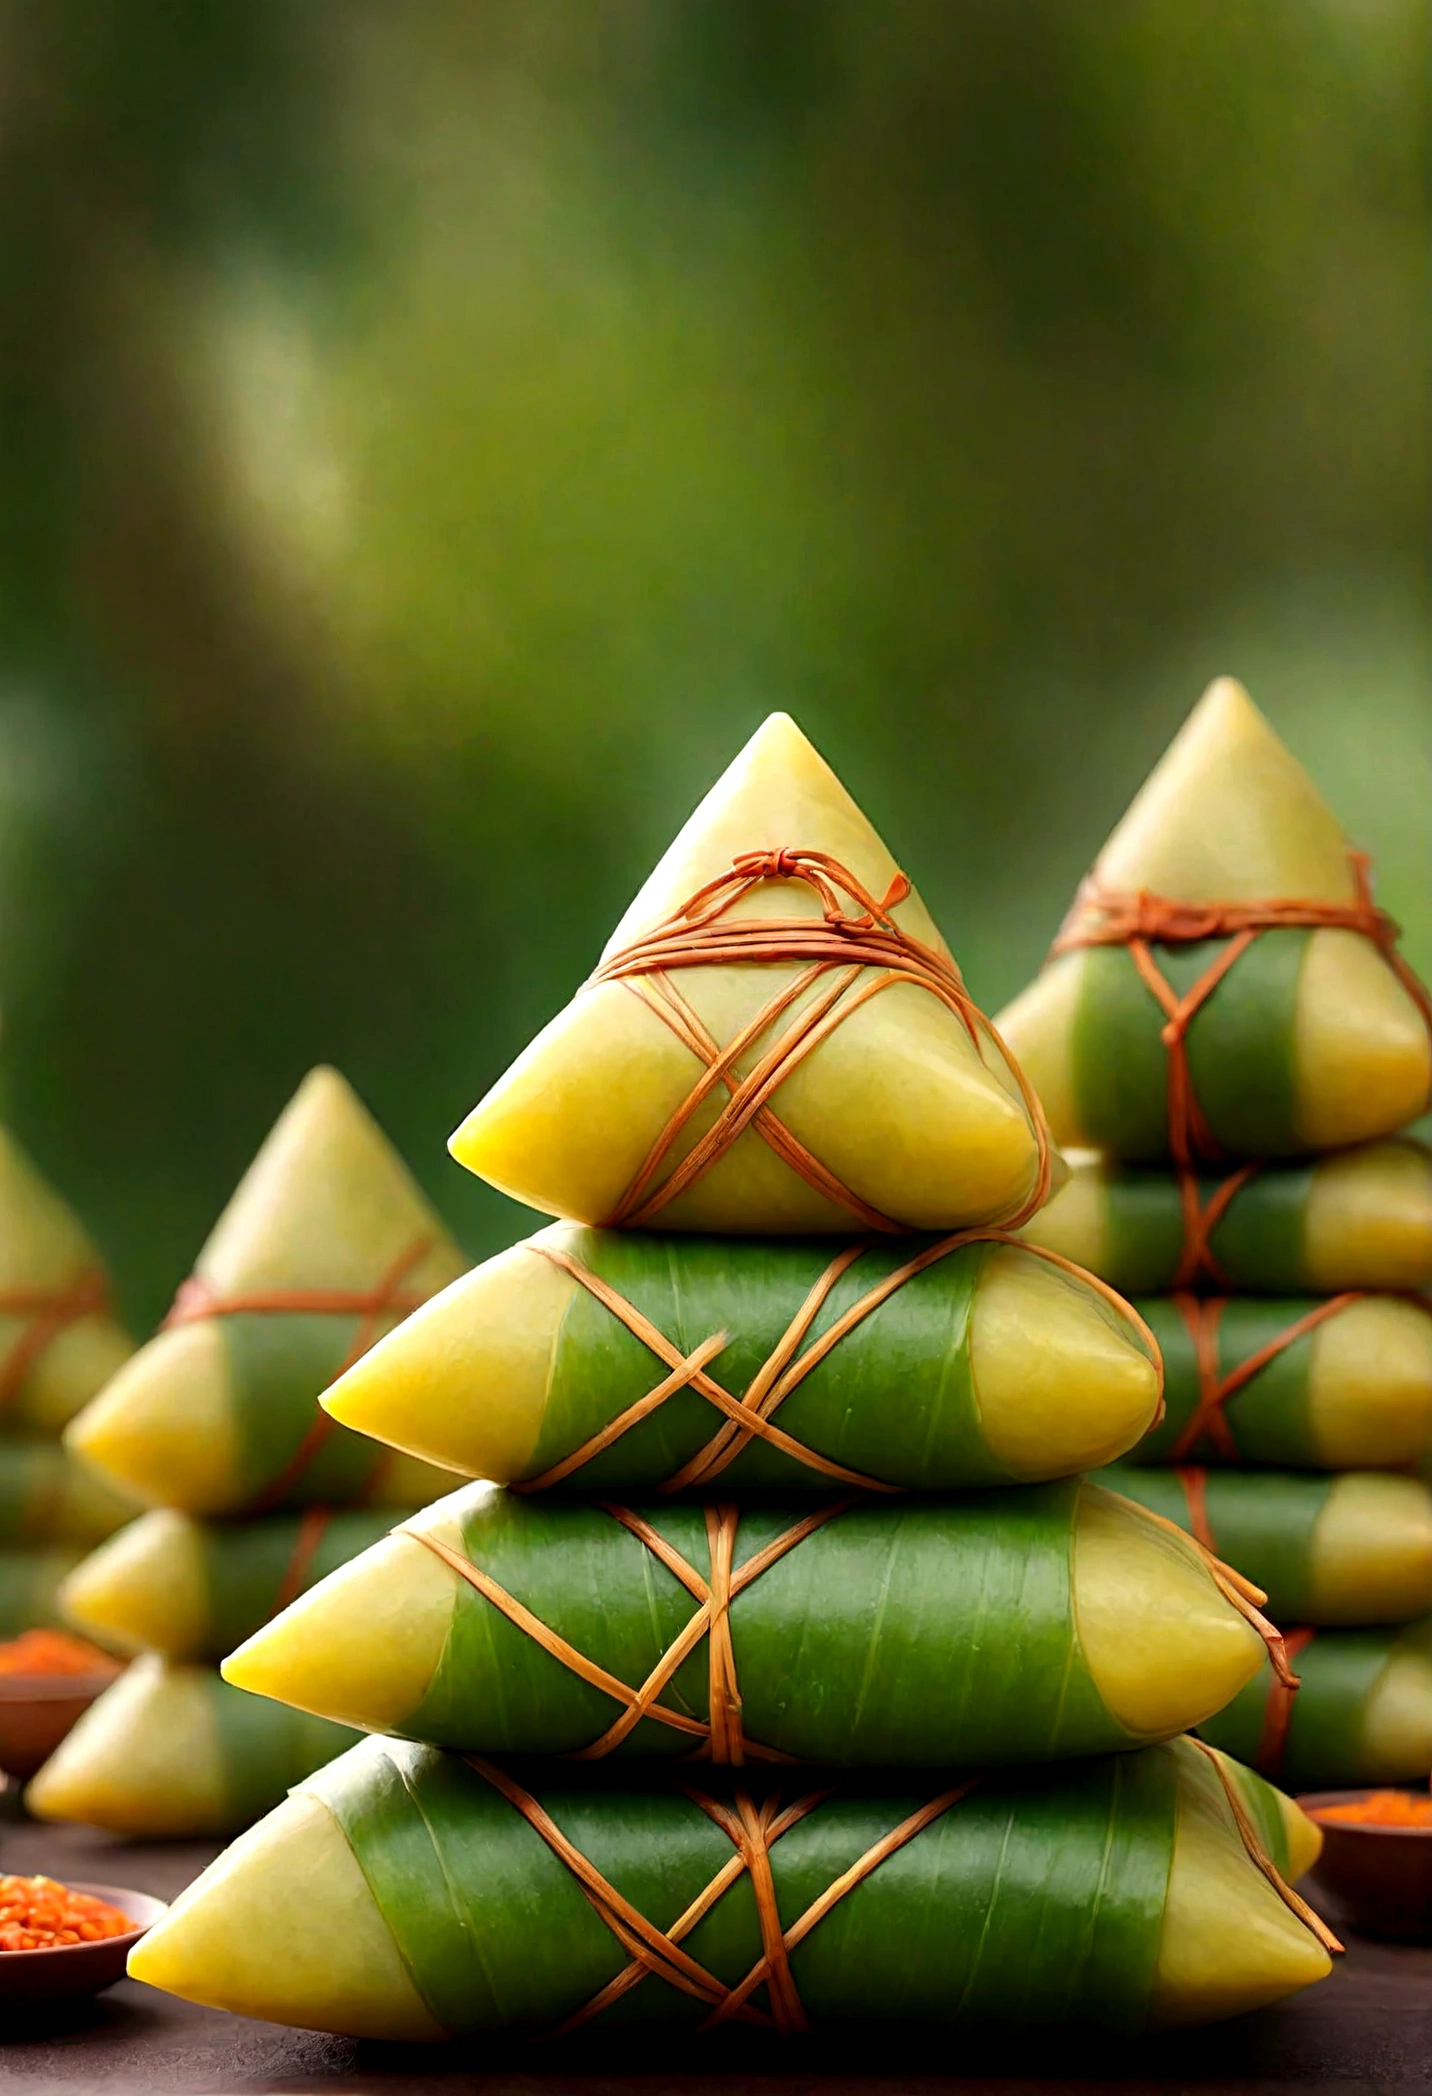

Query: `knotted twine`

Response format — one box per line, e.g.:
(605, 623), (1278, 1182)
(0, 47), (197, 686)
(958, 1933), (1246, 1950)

(0, 1269), (112, 1416)
(459, 1745), (1336, 2038)
(1167, 1293), (1366, 1462)
(514, 1229), (1163, 1497)
(163, 1235), (435, 1514)
(1051, 847), (1432, 1171)
(590, 847), (1053, 1233)
(402, 1491), (1294, 1767)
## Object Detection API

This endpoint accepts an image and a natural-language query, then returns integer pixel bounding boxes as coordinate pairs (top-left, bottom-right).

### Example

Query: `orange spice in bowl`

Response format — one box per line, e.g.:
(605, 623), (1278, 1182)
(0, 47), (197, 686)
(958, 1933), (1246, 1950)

(0, 1875), (133, 1952)
(0, 1630), (119, 1679)
(1309, 1790), (1432, 1829)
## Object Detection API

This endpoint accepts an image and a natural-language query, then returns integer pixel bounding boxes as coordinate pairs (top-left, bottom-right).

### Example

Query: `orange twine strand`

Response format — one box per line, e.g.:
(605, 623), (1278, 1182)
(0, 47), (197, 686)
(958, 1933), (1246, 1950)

(1051, 848), (1432, 1167)
(591, 848), (1054, 1232)
(403, 1501), (850, 1764)
(1170, 1293), (1365, 1462)
(515, 1231), (1164, 1496)
(1254, 1626), (1319, 1783)
(1187, 1739), (1342, 1955)
(0, 1270), (111, 1415)
(466, 1757), (978, 2037)
(163, 1236), (435, 1513)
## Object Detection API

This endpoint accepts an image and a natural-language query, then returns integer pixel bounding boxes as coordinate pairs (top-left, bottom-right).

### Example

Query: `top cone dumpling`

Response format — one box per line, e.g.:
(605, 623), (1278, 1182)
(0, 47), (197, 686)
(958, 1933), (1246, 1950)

(450, 716), (1051, 1234)
(997, 680), (1431, 1162)
(67, 1069), (467, 1515)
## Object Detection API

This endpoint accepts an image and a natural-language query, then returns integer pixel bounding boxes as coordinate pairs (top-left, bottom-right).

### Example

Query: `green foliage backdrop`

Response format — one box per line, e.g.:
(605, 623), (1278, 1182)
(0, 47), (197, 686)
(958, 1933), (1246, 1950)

(0, 1), (1424, 1324)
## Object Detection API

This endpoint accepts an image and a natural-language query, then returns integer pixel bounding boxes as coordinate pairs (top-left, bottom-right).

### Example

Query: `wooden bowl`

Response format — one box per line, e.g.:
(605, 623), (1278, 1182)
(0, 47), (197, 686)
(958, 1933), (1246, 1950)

(1299, 1789), (1432, 1942)
(0, 1881), (167, 2004)
(0, 1671), (120, 1781)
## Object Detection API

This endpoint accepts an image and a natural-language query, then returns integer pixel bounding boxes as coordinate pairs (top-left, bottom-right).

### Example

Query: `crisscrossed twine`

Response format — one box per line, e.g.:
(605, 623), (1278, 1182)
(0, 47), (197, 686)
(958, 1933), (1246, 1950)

(0, 1270), (111, 1415)
(1169, 1293), (1366, 1462)
(590, 847), (1053, 1233)
(163, 1235), (436, 1513)
(1052, 848), (1432, 1168)
(465, 1749), (1337, 2038)
(515, 1230), (1163, 1496)
(1170, 1162), (1263, 1290)
(404, 1500), (850, 1764)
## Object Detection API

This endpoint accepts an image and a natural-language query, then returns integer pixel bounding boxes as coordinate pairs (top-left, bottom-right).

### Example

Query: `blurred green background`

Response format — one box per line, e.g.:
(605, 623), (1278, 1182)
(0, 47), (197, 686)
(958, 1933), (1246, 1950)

(0, 0), (1426, 1327)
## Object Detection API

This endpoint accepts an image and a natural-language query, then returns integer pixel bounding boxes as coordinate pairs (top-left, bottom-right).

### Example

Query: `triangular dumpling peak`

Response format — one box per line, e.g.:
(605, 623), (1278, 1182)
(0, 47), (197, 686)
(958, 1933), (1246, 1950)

(451, 718), (1052, 1234)
(197, 1068), (464, 1297)
(605, 713), (949, 959)
(0, 1127), (111, 1289)
(1092, 678), (1356, 905)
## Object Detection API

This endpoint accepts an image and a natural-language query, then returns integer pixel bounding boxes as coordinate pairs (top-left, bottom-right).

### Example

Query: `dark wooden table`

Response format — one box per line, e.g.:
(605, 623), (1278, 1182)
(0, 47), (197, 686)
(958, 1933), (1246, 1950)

(2, 1812), (1430, 2094)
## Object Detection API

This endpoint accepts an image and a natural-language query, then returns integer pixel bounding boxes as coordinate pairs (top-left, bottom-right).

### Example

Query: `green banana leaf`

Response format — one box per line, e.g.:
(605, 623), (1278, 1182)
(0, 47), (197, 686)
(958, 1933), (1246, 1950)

(1199, 1620), (1432, 1791)
(1099, 1466), (1432, 1626)
(1020, 1139), (1432, 1296)
(1129, 1296), (1432, 1470)
(229, 1480), (1262, 1765)
(155, 1732), (1317, 2038)
(0, 1440), (135, 1546)
(0, 1544), (81, 1634)
(1069, 938), (1307, 1160)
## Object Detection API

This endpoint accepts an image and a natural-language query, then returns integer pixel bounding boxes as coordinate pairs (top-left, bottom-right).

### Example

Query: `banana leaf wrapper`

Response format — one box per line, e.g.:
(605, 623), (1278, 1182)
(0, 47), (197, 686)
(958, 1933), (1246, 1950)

(128, 1733), (1336, 2040)
(450, 714), (1053, 1237)
(0, 1439), (137, 1546)
(321, 1225), (1161, 1495)
(0, 1544), (81, 1634)
(996, 680), (1431, 1164)
(1199, 1619), (1432, 1791)
(0, 1124), (134, 1437)
(1100, 1466), (1432, 1627)
(1022, 1138), (1432, 1295)
(226, 1479), (1269, 1765)
(1129, 1295), (1432, 1471)
(67, 1067), (468, 1516)
(61, 1505), (413, 1662)
(25, 1653), (356, 1837)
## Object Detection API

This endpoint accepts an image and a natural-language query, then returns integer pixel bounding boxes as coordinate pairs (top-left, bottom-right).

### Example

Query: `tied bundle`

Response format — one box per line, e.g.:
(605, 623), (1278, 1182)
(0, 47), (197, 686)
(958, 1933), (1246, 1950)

(25, 1069), (467, 1839)
(133, 713), (1339, 2039)
(1004, 676), (1432, 1793)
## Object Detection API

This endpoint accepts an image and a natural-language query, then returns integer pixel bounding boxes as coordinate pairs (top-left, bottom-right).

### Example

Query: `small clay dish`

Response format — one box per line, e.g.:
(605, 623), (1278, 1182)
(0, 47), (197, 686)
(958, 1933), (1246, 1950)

(1300, 1789), (1432, 1942)
(0, 1670), (120, 1781)
(0, 1881), (167, 2004)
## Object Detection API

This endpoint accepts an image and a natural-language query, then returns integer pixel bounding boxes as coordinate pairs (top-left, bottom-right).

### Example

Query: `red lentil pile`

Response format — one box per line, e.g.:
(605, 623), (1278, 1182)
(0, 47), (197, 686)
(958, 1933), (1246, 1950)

(0, 1629), (119, 1677)
(0, 1874), (133, 1950)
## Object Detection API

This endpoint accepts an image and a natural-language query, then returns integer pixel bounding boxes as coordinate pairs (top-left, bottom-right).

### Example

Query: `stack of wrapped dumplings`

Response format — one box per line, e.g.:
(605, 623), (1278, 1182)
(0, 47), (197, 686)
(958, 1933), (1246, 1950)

(133, 717), (1339, 2041)
(1005, 677), (1432, 1795)
(26, 1069), (466, 1835)
(0, 1130), (135, 1637)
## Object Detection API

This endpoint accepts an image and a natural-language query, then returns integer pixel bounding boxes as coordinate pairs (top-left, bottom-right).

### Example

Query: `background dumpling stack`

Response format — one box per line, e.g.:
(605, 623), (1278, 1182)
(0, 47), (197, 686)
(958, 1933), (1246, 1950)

(133, 716), (1337, 2043)
(25, 1067), (465, 1837)
(1003, 676), (1432, 1798)
(0, 1127), (136, 1641)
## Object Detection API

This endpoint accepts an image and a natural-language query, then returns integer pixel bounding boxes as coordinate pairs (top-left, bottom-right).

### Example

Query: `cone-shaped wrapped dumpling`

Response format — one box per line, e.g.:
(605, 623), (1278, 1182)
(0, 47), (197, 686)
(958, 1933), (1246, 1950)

(321, 1224), (1161, 1493)
(0, 1127), (133, 1437)
(1127, 1295), (1432, 1470)
(1099, 1468), (1432, 1626)
(25, 1654), (356, 1837)
(1023, 1139), (1432, 1295)
(450, 716), (1053, 1235)
(0, 1442), (137, 1546)
(128, 1734), (1334, 2039)
(998, 680), (1432, 1163)
(1199, 1620), (1432, 1791)
(0, 1545), (82, 1635)
(225, 1479), (1270, 1764)
(60, 1506), (409, 1662)
(65, 1070), (467, 1515)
